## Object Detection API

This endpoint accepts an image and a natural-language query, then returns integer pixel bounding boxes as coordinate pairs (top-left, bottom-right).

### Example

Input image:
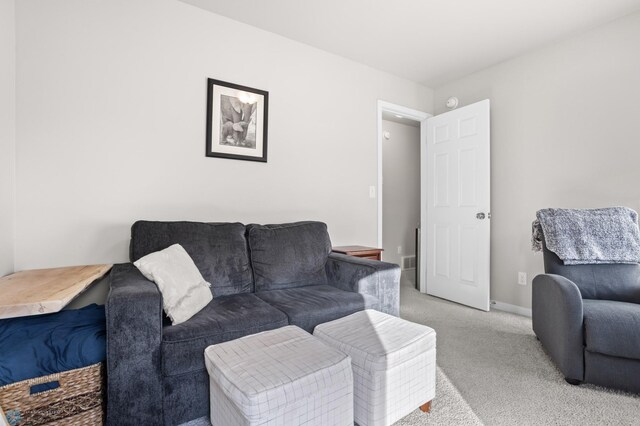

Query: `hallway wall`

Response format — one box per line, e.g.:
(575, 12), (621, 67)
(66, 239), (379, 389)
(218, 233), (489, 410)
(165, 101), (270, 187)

(382, 119), (420, 266)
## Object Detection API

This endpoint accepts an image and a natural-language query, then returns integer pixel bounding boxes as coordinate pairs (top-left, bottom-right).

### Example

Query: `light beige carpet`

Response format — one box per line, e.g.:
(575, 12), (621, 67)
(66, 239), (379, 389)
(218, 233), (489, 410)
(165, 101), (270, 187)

(397, 367), (482, 425)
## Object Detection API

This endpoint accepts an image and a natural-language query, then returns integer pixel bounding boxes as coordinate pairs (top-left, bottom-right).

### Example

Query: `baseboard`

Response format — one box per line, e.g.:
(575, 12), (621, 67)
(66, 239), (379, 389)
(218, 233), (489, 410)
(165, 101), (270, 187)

(491, 300), (532, 317)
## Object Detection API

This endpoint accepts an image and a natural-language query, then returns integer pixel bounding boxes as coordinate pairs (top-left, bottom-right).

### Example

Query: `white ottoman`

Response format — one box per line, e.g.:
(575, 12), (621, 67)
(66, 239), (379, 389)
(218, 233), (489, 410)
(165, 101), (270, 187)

(204, 325), (354, 426)
(314, 310), (436, 426)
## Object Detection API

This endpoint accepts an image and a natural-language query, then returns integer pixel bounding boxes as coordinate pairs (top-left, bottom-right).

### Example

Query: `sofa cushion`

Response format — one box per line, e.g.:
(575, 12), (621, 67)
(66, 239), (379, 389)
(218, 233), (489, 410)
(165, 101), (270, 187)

(130, 221), (253, 297)
(255, 285), (379, 333)
(247, 221), (332, 291)
(161, 293), (288, 376)
(583, 299), (640, 359)
(542, 238), (640, 304)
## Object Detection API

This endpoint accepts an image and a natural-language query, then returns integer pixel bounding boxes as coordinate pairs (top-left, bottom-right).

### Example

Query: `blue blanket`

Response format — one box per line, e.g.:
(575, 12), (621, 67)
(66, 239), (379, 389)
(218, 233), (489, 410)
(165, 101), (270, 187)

(0, 304), (106, 386)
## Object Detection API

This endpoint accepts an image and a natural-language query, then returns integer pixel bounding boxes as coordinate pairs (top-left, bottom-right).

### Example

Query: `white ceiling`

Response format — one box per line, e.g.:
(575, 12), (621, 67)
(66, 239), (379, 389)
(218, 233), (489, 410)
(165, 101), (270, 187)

(181, 0), (640, 87)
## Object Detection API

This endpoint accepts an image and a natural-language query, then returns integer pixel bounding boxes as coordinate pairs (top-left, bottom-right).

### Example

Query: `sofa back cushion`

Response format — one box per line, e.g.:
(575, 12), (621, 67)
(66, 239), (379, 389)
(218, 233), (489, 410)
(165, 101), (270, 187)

(248, 222), (331, 292)
(542, 237), (640, 304)
(130, 221), (253, 297)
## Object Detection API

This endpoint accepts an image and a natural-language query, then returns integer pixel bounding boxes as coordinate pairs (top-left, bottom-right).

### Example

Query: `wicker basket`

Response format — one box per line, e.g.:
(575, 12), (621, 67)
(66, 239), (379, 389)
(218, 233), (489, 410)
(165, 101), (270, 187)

(0, 363), (104, 426)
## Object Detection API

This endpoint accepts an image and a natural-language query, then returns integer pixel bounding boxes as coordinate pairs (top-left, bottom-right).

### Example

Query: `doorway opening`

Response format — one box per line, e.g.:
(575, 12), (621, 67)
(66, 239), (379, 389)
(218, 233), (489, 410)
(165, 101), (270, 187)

(377, 101), (430, 292)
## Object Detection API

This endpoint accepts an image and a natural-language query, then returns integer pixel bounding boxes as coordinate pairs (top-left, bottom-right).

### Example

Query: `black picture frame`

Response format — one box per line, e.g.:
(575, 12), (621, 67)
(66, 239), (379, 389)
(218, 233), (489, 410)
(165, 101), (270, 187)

(206, 78), (269, 162)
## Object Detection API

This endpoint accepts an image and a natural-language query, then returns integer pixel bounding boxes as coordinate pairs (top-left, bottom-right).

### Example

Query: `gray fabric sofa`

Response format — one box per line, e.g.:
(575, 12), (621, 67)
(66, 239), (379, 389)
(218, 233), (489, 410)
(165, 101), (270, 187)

(106, 221), (400, 425)
(532, 235), (640, 393)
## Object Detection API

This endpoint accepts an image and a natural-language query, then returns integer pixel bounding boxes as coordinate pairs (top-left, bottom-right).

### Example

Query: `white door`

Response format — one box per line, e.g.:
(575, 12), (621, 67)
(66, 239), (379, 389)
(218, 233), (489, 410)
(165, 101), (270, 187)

(423, 100), (490, 311)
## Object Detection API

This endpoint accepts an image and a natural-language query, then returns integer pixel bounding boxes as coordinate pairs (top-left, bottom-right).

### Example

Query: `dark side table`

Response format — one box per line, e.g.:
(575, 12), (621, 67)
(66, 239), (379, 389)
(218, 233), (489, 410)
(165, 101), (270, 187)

(332, 245), (383, 261)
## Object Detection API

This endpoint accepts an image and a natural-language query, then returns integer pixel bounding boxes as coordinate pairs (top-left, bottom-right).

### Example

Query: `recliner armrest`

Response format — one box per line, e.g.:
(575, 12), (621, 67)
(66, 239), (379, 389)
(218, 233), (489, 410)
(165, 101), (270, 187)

(106, 263), (163, 426)
(325, 253), (400, 316)
(532, 273), (585, 381)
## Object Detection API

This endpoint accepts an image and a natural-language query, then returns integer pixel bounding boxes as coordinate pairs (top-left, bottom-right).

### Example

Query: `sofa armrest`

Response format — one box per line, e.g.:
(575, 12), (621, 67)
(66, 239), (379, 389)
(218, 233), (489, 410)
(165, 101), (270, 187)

(106, 263), (163, 425)
(325, 253), (400, 316)
(532, 273), (584, 381)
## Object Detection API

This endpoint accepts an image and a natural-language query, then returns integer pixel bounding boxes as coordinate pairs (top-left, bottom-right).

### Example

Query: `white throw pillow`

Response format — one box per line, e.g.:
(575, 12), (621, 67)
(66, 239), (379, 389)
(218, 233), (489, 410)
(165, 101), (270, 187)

(133, 244), (213, 325)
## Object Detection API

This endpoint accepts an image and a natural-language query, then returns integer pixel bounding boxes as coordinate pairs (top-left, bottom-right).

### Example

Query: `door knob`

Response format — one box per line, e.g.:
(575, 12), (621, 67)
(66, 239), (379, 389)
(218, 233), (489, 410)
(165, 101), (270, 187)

(476, 213), (486, 220)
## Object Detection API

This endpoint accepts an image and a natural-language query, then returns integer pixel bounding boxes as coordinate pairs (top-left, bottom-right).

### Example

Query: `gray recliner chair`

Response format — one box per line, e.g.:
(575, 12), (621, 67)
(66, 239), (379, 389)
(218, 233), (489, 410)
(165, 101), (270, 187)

(532, 234), (640, 393)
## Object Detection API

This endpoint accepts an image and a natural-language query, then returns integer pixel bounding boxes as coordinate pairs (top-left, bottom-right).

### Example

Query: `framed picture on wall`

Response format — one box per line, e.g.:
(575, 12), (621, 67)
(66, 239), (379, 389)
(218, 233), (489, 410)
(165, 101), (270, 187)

(206, 78), (269, 162)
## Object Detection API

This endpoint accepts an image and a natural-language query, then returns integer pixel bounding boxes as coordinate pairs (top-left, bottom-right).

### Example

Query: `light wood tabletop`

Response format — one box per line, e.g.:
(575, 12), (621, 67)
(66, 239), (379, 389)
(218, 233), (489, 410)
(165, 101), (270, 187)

(0, 264), (112, 320)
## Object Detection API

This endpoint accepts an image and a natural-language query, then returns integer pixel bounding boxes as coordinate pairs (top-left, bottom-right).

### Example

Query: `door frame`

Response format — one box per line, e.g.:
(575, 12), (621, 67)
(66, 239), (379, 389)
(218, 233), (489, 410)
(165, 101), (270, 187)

(376, 100), (431, 292)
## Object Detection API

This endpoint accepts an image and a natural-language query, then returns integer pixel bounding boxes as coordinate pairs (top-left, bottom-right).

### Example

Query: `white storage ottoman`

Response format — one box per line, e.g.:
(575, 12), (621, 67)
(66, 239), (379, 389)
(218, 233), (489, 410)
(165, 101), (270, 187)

(314, 310), (436, 426)
(204, 325), (354, 426)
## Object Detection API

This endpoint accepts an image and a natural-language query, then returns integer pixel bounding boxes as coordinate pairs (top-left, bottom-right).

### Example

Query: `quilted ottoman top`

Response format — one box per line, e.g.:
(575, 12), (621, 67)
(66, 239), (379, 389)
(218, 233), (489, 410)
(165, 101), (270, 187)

(204, 325), (352, 422)
(314, 309), (436, 371)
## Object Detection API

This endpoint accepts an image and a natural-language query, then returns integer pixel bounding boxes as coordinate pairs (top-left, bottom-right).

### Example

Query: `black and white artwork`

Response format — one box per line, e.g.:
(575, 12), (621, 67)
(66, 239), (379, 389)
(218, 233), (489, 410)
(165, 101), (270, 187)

(220, 95), (257, 148)
(206, 79), (269, 162)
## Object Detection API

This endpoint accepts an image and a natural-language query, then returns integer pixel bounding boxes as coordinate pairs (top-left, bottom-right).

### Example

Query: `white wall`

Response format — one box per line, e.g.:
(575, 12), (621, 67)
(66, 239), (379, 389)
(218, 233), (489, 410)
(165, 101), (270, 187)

(433, 11), (640, 309)
(382, 120), (420, 266)
(0, 0), (15, 276)
(15, 0), (433, 269)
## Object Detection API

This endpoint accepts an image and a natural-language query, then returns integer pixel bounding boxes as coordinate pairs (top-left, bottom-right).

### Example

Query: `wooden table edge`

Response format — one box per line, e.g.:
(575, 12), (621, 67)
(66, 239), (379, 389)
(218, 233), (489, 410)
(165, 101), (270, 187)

(0, 264), (113, 320)
(332, 246), (384, 254)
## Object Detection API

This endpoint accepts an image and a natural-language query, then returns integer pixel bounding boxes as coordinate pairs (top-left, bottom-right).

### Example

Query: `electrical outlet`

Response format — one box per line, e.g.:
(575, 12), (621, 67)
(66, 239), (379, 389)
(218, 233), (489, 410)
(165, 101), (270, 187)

(518, 272), (527, 286)
(369, 186), (376, 199)
(397, 246), (402, 254)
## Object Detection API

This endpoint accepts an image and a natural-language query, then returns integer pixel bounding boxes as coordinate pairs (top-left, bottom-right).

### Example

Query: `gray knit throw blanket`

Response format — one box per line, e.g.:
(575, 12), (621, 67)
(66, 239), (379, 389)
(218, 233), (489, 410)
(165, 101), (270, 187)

(531, 207), (640, 264)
